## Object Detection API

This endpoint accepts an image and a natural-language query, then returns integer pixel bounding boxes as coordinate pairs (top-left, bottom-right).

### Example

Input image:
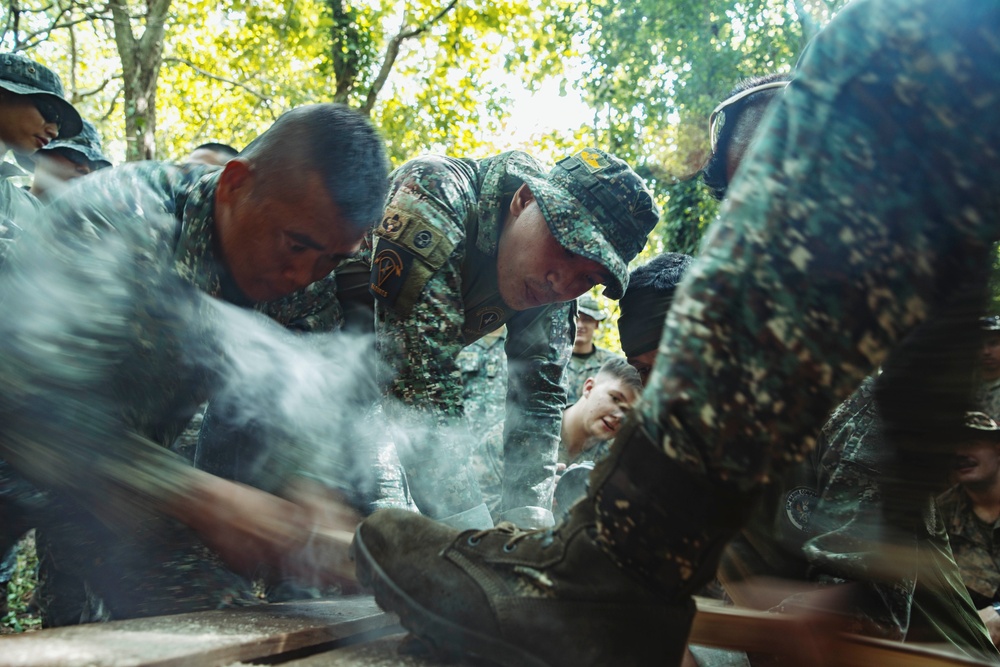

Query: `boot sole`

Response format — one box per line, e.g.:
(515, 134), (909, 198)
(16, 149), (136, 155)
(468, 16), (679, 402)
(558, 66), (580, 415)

(353, 524), (551, 667)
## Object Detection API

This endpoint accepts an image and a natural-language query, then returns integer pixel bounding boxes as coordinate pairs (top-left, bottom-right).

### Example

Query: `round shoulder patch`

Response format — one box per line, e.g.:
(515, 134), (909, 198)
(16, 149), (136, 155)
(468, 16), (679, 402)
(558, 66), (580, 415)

(784, 486), (819, 531)
(414, 229), (433, 249)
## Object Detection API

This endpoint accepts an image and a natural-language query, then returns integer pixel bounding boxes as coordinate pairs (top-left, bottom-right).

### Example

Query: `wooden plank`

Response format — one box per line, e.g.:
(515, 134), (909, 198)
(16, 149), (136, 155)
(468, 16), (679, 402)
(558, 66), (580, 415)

(0, 596), (400, 667)
(689, 597), (990, 667)
(274, 632), (482, 667)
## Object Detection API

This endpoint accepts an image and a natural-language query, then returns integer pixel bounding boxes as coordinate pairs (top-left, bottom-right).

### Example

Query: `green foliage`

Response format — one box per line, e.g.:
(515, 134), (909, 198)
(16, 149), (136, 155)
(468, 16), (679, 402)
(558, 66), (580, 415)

(1, 533), (40, 635)
(661, 178), (718, 256)
(575, 0), (848, 253)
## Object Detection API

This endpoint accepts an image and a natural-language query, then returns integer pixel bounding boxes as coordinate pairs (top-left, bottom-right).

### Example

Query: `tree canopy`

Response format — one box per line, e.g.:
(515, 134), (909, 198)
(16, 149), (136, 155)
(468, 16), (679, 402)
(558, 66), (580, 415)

(1, 0), (849, 256)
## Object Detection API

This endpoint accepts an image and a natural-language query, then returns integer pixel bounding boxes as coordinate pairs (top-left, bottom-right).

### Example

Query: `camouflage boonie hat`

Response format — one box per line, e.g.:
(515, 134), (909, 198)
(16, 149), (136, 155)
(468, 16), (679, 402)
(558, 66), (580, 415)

(981, 316), (1000, 332)
(961, 411), (1000, 442)
(0, 53), (82, 139)
(513, 147), (659, 299)
(16, 119), (111, 172)
(577, 294), (608, 321)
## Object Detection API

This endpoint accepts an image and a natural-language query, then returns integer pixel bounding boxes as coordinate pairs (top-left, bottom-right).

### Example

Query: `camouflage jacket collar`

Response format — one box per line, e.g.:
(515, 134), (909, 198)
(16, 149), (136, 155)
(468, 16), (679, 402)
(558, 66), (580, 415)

(940, 484), (1000, 546)
(173, 169), (225, 298)
(473, 151), (547, 256)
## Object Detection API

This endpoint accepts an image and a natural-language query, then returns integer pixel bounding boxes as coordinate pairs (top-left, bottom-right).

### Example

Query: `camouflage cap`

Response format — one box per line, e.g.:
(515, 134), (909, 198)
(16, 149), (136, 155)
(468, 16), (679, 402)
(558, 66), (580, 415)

(513, 148), (659, 299)
(961, 411), (1000, 442)
(577, 294), (608, 321)
(16, 119), (111, 172)
(0, 53), (82, 139)
(981, 315), (1000, 332)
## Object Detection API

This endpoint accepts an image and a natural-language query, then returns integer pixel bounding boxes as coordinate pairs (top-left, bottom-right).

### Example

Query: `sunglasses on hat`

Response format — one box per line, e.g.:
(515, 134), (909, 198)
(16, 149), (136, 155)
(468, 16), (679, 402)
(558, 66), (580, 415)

(708, 81), (788, 155)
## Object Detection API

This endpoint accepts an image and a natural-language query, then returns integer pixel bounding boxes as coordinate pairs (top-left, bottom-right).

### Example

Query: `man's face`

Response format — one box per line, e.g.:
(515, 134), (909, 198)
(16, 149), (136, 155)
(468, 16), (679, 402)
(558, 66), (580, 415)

(574, 313), (598, 349)
(953, 439), (1000, 486)
(31, 150), (92, 199)
(214, 161), (362, 302)
(982, 333), (1000, 380)
(0, 94), (59, 155)
(627, 349), (658, 387)
(496, 185), (610, 311)
(579, 375), (638, 441)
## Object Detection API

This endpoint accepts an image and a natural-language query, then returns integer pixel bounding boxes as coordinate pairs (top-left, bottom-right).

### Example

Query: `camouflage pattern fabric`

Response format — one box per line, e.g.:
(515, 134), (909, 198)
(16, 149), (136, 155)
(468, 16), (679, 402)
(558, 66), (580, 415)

(0, 161), (350, 621)
(976, 378), (1000, 423)
(562, 346), (622, 405)
(937, 485), (1000, 610)
(372, 153), (574, 527)
(594, 0), (1000, 609)
(720, 377), (995, 656)
(473, 415), (612, 522)
(0, 169), (40, 266)
(458, 327), (508, 433)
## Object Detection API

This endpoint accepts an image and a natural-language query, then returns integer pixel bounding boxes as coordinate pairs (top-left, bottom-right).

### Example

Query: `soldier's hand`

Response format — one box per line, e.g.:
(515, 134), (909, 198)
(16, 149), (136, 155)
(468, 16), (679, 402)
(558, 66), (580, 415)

(978, 606), (1000, 647)
(170, 470), (361, 588)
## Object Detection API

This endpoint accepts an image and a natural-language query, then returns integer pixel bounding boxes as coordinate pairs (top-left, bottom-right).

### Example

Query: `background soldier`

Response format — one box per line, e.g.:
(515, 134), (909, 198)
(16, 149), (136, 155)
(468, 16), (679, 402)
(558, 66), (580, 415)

(370, 147), (658, 530)
(562, 294), (622, 405)
(474, 357), (641, 520)
(0, 52), (82, 261)
(938, 412), (1000, 647)
(19, 118), (112, 203)
(0, 51), (82, 620)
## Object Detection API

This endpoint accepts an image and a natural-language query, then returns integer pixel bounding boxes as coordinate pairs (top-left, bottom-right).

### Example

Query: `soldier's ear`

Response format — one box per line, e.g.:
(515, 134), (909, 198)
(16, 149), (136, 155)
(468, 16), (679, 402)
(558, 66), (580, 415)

(581, 376), (596, 398)
(509, 183), (536, 216)
(216, 158), (254, 205)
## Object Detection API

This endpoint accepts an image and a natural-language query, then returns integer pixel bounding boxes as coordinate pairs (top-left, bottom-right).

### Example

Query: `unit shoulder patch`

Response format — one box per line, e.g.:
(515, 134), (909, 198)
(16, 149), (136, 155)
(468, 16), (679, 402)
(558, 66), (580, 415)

(370, 239), (415, 308)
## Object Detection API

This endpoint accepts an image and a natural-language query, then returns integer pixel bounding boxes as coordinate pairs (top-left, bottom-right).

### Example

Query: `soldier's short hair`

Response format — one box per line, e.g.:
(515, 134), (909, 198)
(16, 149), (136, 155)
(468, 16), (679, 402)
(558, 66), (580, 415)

(618, 253), (695, 358)
(595, 357), (643, 394)
(240, 104), (390, 233)
(194, 142), (239, 158)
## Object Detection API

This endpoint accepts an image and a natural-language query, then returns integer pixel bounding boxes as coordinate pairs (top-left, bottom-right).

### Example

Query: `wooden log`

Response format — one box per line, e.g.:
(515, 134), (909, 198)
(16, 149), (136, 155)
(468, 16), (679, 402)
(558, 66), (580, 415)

(689, 597), (991, 666)
(0, 596), (399, 667)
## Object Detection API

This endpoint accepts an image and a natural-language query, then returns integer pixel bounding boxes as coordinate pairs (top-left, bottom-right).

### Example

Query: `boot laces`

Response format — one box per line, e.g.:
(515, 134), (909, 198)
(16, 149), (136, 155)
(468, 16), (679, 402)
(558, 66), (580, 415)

(466, 523), (555, 551)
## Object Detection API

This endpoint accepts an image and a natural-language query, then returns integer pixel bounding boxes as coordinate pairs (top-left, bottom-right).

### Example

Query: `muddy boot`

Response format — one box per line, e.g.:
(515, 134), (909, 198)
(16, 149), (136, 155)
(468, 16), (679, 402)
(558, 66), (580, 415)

(353, 417), (760, 667)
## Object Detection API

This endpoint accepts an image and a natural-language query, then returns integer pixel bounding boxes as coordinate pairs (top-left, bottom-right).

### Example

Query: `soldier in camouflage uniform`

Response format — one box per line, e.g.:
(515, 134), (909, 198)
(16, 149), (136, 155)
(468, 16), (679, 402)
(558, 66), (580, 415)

(937, 412), (1000, 647)
(473, 357), (641, 520)
(562, 294), (622, 405)
(370, 148), (658, 530)
(977, 316), (1000, 422)
(0, 51), (82, 617)
(0, 52), (81, 264)
(0, 103), (389, 623)
(353, 1), (1000, 664)
(19, 118), (112, 202)
(702, 73), (994, 657)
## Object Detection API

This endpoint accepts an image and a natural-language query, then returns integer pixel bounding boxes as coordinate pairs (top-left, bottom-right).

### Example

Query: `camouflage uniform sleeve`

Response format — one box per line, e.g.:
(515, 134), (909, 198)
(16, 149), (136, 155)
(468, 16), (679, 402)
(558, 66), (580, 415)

(642, 0), (1000, 486)
(498, 301), (573, 527)
(374, 157), (484, 520)
(0, 166), (205, 526)
(797, 383), (913, 639)
(0, 177), (40, 268)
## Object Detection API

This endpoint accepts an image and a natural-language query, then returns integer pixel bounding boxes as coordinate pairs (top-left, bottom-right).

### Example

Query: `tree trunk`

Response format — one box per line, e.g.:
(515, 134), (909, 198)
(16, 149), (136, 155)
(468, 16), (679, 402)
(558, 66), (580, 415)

(110, 0), (171, 161)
